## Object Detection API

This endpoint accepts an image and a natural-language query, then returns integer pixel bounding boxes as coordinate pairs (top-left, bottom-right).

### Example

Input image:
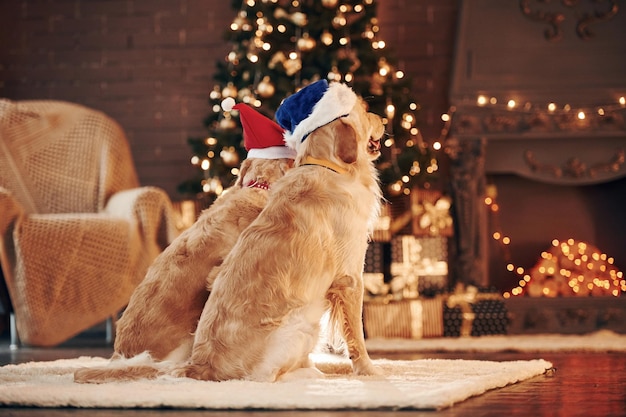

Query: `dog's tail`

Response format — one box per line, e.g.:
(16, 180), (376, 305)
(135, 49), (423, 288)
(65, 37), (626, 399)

(73, 352), (173, 384)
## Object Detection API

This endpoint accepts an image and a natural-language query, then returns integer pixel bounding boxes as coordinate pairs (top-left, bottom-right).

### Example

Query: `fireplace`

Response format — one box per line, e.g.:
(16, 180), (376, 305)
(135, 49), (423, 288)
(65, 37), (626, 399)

(444, 0), (626, 291)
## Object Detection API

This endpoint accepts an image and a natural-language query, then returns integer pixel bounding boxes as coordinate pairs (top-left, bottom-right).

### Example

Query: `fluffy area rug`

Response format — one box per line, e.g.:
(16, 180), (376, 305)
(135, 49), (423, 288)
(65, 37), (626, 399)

(365, 330), (626, 354)
(0, 354), (552, 410)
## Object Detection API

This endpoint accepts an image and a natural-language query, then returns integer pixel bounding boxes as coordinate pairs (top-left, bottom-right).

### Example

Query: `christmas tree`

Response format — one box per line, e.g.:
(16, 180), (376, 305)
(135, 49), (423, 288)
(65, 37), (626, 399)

(178, 0), (440, 199)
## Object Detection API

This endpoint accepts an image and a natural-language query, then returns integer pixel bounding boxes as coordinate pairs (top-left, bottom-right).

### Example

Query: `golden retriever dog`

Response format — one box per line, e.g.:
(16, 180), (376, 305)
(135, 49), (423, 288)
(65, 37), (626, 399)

(176, 80), (385, 382)
(72, 157), (292, 384)
(114, 157), (293, 362)
(74, 101), (295, 384)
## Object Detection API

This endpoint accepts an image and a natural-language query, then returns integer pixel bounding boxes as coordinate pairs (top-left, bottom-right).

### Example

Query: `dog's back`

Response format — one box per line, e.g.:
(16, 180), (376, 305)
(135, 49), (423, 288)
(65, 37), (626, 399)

(113, 183), (268, 361)
(74, 158), (292, 384)
(113, 158), (292, 362)
(179, 98), (384, 382)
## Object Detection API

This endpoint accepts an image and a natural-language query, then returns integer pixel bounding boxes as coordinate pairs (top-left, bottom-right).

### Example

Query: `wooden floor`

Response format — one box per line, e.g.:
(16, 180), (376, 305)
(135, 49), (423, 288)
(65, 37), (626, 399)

(1, 334), (625, 417)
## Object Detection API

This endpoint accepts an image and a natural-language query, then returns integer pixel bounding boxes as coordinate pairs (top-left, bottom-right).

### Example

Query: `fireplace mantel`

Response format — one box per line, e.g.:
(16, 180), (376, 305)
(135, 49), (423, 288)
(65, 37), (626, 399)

(445, 0), (626, 287)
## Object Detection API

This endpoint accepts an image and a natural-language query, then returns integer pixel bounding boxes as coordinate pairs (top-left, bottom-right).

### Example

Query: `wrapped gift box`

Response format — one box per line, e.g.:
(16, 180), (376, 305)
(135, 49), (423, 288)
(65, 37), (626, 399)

(390, 235), (449, 297)
(410, 189), (454, 237)
(363, 298), (444, 339)
(363, 242), (391, 298)
(443, 298), (509, 337)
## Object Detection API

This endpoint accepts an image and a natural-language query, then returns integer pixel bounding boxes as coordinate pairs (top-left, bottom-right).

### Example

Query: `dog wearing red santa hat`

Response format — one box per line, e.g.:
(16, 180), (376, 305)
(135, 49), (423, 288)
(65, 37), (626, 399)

(176, 79), (385, 382)
(74, 99), (295, 384)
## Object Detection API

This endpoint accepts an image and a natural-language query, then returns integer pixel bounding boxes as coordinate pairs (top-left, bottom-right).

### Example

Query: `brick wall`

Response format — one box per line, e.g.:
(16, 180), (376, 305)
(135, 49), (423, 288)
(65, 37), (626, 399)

(0, 0), (458, 200)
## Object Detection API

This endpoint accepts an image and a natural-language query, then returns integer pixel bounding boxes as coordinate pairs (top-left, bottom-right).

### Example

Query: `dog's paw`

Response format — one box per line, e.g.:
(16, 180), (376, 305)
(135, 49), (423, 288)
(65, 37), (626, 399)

(352, 359), (384, 377)
(278, 366), (325, 382)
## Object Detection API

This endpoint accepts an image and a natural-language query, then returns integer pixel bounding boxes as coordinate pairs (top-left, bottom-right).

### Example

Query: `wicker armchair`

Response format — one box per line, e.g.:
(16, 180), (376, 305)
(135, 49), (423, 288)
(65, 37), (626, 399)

(0, 99), (178, 347)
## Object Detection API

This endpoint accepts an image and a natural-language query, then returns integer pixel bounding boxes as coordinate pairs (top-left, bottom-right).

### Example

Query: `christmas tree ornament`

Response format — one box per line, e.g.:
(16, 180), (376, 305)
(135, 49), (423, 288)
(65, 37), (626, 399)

(227, 51), (238, 63)
(290, 11), (308, 27)
(332, 12), (347, 28)
(203, 178), (224, 194)
(231, 15), (244, 31)
(327, 66), (342, 82)
(297, 32), (316, 51)
(274, 8), (308, 27)
(209, 85), (221, 100)
(222, 82), (238, 98)
(256, 76), (275, 98)
(237, 87), (253, 102)
(180, 0), (438, 202)
(219, 117), (236, 130)
(220, 146), (240, 167)
(268, 51), (286, 69)
(283, 56), (302, 76)
(321, 30), (333, 46)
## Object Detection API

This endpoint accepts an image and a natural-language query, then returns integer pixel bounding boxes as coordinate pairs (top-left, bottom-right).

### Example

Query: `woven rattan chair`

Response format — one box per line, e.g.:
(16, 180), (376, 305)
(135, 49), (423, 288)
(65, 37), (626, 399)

(0, 99), (178, 347)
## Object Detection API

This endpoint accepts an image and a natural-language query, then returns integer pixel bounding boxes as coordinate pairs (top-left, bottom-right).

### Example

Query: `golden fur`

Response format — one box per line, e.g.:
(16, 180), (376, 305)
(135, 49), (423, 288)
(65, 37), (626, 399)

(74, 157), (292, 383)
(176, 97), (385, 382)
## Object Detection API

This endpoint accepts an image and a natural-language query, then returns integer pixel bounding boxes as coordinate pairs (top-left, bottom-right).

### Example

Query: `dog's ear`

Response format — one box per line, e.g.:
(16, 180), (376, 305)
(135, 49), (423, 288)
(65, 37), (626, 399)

(333, 119), (358, 164)
(235, 158), (253, 187)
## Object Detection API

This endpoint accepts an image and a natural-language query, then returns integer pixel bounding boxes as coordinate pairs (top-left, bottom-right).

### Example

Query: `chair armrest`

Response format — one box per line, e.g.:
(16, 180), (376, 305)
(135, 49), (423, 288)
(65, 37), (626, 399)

(103, 186), (179, 252)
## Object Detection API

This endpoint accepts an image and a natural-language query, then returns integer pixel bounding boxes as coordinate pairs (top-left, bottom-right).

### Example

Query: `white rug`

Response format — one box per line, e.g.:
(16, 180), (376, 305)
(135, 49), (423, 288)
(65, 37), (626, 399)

(0, 354), (552, 410)
(365, 330), (626, 354)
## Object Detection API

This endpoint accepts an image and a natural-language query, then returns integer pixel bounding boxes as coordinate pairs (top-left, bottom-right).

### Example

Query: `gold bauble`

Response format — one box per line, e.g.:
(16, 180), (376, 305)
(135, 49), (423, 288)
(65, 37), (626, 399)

(332, 13), (347, 28)
(321, 30), (333, 46)
(387, 181), (404, 197)
(237, 87), (254, 102)
(222, 82), (237, 98)
(209, 85), (221, 100)
(220, 146), (240, 167)
(219, 117), (236, 129)
(291, 12), (308, 27)
(257, 76), (275, 98)
(284, 57), (302, 76)
(297, 33), (316, 51)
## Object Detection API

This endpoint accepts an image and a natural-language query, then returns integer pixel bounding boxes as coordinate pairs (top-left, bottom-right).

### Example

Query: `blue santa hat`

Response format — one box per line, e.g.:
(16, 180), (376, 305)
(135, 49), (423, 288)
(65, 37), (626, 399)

(275, 79), (357, 151)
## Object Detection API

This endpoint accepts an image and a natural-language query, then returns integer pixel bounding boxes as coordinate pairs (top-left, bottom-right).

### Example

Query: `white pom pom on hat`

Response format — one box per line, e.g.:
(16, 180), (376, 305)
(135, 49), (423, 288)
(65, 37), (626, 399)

(220, 98), (296, 160)
(221, 97), (236, 112)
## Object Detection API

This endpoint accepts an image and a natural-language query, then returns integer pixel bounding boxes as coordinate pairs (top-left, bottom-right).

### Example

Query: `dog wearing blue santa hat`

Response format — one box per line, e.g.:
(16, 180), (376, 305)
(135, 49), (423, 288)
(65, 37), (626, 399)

(176, 79), (385, 382)
(74, 99), (295, 384)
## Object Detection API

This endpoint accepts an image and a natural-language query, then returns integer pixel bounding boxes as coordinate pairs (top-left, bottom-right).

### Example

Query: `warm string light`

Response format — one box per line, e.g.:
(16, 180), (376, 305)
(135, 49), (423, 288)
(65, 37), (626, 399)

(483, 193), (625, 298)
(191, 0), (438, 197)
(502, 238), (625, 298)
(437, 95), (625, 297)
(473, 94), (626, 118)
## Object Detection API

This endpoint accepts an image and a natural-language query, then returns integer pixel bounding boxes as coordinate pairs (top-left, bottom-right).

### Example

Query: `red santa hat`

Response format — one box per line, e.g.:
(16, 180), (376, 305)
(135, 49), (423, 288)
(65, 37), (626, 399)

(221, 97), (296, 160)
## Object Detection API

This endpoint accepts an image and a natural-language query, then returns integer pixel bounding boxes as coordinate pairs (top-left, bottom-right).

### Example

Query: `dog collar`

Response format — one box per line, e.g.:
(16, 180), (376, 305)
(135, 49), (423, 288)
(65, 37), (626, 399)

(301, 156), (348, 174)
(245, 180), (270, 190)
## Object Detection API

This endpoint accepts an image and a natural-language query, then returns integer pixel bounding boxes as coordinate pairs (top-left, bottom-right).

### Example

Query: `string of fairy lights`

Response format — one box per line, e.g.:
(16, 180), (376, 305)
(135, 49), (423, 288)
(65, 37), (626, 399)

(187, 0), (441, 198)
(439, 93), (626, 298)
(485, 193), (625, 298)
